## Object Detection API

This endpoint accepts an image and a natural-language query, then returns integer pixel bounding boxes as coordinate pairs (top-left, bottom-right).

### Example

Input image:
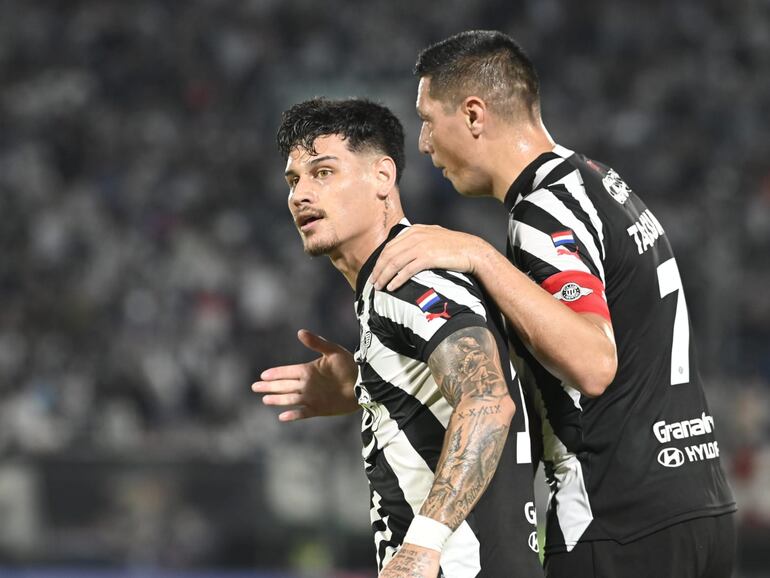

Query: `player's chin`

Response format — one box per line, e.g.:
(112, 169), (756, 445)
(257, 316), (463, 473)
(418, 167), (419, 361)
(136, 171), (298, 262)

(442, 172), (470, 196)
(453, 177), (487, 198)
(452, 181), (480, 198)
(304, 238), (339, 257)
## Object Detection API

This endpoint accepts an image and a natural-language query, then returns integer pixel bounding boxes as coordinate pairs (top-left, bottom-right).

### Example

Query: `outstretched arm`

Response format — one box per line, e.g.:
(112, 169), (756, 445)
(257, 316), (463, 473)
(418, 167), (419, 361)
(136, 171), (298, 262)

(379, 326), (514, 578)
(370, 225), (616, 397)
(252, 329), (360, 421)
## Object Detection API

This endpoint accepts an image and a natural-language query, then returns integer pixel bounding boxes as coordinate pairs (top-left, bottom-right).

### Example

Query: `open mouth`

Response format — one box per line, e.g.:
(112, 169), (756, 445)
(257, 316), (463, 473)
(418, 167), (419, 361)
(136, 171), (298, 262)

(296, 212), (323, 232)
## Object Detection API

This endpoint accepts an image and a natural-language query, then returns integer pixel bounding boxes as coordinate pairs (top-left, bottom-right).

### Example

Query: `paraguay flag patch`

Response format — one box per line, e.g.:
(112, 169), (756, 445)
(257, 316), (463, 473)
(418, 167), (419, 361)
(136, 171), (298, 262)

(416, 288), (441, 312)
(551, 229), (576, 247)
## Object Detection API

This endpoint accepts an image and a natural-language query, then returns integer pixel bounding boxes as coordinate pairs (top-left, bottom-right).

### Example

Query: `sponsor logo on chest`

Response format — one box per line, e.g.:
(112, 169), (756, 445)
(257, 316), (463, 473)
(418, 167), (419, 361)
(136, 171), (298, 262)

(653, 412), (720, 468)
(657, 442), (721, 467)
(653, 413), (714, 443)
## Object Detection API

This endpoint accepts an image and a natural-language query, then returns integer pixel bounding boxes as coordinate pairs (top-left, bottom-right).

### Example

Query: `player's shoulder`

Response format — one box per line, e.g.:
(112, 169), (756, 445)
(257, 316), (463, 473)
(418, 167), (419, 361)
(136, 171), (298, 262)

(377, 268), (480, 304)
(371, 268), (488, 323)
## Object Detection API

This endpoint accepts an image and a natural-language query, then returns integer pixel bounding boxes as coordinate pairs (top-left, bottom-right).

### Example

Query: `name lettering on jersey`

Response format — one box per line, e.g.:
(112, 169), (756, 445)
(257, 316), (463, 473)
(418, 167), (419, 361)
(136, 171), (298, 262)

(553, 282), (593, 303)
(602, 168), (632, 204)
(627, 209), (665, 255)
(652, 412), (715, 444)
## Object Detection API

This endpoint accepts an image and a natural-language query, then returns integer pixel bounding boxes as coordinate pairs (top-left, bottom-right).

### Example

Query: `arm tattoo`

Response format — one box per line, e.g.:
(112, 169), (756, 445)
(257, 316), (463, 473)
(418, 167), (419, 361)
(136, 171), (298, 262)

(424, 326), (514, 529)
(382, 547), (435, 577)
(429, 327), (508, 407)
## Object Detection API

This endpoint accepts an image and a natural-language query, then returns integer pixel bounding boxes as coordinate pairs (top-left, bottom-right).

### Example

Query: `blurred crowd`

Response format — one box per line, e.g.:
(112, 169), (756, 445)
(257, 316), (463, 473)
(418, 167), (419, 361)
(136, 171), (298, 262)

(0, 0), (768, 571)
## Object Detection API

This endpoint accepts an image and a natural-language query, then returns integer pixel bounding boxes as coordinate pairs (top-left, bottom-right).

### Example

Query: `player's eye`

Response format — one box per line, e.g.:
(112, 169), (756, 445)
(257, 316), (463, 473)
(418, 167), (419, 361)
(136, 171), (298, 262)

(316, 168), (332, 178)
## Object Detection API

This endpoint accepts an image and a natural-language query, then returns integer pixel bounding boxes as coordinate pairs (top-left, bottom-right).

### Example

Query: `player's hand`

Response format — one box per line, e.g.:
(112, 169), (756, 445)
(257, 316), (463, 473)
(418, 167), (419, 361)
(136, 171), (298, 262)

(371, 225), (486, 291)
(252, 329), (360, 421)
(379, 543), (441, 578)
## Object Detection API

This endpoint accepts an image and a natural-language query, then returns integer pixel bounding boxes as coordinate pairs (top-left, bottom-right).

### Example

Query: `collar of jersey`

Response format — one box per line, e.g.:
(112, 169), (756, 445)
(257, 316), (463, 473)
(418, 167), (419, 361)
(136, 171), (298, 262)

(356, 219), (410, 300)
(503, 150), (563, 212)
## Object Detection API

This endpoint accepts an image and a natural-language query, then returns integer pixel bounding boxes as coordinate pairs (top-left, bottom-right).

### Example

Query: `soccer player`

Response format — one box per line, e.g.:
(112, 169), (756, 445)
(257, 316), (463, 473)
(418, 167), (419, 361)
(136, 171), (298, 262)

(271, 98), (543, 578)
(367, 31), (736, 578)
(256, 31), (737, 578)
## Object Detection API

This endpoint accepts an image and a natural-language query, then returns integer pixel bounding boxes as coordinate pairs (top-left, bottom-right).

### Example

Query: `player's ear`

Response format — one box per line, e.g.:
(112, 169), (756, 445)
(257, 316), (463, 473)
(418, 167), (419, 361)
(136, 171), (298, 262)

(374, 155), (397, 199)
(463, 96), (486, 137)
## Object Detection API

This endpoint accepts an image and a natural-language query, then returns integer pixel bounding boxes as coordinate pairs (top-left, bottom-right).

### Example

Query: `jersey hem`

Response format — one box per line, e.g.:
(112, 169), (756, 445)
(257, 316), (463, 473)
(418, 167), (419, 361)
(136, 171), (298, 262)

(543, 503), (737, 553)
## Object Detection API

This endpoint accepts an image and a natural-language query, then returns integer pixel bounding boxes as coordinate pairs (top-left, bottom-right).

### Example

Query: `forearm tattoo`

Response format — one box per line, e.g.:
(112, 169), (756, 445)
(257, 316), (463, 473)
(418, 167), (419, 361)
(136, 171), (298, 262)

(424, 327), (513, 529)
(382, 547), (435, 577)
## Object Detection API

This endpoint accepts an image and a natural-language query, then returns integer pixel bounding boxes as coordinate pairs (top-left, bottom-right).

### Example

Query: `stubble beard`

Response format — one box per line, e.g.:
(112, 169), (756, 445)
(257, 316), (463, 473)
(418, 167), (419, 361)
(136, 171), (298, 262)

(303, 232), (340, 257)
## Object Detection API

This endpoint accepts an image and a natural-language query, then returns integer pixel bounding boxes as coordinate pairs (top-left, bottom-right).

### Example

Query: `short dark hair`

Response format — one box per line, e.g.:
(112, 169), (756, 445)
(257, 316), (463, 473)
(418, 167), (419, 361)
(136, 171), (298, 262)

(276, 98), (406, 183)
(414, 30), (540, 121)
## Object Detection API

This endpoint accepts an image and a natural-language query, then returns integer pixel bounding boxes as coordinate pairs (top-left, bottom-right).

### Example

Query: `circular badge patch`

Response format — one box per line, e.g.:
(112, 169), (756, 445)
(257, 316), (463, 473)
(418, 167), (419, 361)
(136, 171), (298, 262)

(560, 282), (583, 302)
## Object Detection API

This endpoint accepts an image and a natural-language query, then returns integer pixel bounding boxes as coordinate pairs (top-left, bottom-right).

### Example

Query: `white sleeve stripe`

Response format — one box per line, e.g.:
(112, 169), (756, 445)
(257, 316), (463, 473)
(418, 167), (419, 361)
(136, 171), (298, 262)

(509, 220), (592, 275)
(411, 270), (487, 319)
(554, 170), (606, 260)
(523, 188), (606, 283)
(372, 291), (450, 343)
(444, 270), (474, 285)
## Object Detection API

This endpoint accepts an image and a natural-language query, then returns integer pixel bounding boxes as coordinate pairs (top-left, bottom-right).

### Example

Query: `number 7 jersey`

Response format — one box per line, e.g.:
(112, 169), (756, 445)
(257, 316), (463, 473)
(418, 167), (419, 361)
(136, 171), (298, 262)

(504, 145), (736, 553)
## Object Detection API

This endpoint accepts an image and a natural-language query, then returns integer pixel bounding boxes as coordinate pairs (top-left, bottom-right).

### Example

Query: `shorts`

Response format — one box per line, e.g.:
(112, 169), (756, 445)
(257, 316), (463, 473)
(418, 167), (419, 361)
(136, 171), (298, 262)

(544, 513), (735, 578)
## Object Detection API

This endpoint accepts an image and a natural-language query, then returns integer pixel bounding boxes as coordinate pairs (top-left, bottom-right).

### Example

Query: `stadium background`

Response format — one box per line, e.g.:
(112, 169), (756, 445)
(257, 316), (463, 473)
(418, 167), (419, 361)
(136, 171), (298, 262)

(0, 0), (768, 576)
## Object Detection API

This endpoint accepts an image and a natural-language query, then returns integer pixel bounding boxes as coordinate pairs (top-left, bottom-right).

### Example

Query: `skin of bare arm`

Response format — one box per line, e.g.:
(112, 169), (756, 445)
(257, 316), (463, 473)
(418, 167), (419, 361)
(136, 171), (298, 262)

(378, 545), (440, 578)
(370, 225), (617, 397)
(252, 329), (361, 421)
(421, 325), (515, 527)
(379, 325), (515, 578)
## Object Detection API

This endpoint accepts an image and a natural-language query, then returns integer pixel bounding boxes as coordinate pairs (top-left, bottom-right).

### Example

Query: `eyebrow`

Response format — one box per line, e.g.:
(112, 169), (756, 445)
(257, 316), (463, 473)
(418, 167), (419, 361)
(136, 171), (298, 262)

(284, 155), (339, 177)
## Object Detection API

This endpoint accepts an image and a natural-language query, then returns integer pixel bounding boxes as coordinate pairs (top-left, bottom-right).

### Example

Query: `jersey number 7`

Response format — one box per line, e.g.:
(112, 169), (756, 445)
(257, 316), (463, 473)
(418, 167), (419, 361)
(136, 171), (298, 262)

(657, 258), (690, 386)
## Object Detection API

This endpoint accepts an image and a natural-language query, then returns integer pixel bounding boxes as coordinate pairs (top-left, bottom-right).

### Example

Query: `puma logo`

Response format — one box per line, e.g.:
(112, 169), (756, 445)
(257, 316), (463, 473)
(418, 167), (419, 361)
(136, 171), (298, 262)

(426, 302), (451, 321)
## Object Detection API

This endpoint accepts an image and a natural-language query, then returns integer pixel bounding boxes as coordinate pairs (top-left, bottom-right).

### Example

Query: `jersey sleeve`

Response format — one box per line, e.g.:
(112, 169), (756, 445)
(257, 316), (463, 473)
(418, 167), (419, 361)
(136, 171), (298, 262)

(370, 269), (490, 362)
(510, 186), (611, 321)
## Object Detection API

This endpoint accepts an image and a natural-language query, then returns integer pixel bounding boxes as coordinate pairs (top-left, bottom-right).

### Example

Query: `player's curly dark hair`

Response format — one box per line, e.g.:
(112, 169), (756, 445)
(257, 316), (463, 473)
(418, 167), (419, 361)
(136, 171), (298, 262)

(415, 30), (540, 121)
(276, 98), (406, 184)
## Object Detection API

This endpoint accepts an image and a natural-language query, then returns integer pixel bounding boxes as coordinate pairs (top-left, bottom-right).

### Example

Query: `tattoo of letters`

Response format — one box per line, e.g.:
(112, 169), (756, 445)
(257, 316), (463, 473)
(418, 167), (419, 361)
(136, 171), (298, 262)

(424, 326), (514, 529)
(380, 546), (436, 578)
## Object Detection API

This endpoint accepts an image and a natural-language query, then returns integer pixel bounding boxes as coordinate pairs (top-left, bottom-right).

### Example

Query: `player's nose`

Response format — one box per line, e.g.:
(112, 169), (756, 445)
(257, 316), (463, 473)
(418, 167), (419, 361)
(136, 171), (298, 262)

(418, 123), (433, 155)
(289, 177), (314, 207)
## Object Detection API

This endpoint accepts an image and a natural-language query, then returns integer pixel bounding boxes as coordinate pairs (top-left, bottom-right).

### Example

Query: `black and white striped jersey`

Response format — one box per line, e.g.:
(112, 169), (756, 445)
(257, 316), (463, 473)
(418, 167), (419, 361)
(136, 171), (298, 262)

(354, 221), (543, 577)
(504, 145), (735, 553)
